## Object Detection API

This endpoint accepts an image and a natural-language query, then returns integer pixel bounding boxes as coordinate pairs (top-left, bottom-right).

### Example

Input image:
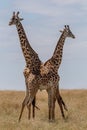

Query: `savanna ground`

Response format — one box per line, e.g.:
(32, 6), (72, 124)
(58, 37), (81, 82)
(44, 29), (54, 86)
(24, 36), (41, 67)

(0, 90), (87, 130)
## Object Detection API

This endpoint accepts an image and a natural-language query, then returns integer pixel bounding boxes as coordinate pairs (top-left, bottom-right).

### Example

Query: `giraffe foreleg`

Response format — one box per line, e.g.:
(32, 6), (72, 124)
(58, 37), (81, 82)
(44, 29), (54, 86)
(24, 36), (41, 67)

(25, 78), (32, 119)
(27, 104), (31, 120)
(32, 97), (36, 118)
(47, 88), (56, 122)
(47, 89), (52, 121)
(18, 95), (30, 122)
(51, 96), (56, 121)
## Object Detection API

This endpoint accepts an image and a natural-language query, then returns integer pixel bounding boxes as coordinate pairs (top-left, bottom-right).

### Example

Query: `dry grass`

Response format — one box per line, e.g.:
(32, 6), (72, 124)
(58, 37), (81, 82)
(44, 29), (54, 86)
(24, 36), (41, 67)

(0, 90), (87, 130)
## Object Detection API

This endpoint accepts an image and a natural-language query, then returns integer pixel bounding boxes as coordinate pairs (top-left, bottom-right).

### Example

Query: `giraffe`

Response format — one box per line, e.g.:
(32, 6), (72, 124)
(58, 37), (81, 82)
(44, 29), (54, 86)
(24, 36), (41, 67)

(40, 25), (75, 119)
(9, 11), (41, 119)
(43, 25), (75, 72)
(18, 25), (75, 121)
(9, 12), (67, 121)
(41, 25), (75, 113)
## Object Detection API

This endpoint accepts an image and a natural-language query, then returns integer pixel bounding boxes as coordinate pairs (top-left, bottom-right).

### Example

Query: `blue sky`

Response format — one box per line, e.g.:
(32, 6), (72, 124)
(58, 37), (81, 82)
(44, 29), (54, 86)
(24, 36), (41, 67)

(0, 0), (87, 90)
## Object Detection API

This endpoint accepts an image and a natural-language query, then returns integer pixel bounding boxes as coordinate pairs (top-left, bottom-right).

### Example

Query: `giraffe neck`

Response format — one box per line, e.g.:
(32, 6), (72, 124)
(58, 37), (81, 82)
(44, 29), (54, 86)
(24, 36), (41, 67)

(52, 32), (66, 69)
(49, 31), (66, 71)
(16, 22), (37, 67)
(16, 22), (41, 75)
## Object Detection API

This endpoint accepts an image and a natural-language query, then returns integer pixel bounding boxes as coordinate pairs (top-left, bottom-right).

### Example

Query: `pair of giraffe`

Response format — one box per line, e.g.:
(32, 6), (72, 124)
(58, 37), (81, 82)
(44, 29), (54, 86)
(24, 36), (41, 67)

(9, 12), (75, 122)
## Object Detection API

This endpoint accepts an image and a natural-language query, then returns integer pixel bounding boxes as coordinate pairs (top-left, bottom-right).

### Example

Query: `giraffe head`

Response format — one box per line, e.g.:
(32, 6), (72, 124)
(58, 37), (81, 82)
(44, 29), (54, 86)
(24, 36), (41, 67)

(9, 11), (23, 26)
(60, 25), (75, 39)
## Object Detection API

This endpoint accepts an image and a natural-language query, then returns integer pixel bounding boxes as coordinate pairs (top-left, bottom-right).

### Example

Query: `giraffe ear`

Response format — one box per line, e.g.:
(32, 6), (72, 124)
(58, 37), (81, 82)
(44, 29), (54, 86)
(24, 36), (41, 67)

(59, 30), (63, 33)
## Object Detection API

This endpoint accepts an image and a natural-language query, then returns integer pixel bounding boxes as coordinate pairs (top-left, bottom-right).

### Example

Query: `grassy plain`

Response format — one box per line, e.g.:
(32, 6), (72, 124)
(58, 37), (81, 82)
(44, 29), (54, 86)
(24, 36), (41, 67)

(0, 90), (87, 130)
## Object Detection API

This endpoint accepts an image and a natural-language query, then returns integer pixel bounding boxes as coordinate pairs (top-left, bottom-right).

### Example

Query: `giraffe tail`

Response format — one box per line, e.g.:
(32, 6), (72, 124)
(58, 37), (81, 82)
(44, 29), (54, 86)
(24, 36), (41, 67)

(59, 95), (68, 111)
(56, 87), (68, 111)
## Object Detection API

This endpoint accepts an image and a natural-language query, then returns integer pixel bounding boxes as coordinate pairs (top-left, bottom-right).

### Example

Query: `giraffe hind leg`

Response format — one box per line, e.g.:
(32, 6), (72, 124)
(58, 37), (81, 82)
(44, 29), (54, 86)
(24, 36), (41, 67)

(48, 89), (56, 122)
(51, 97), (56, 121)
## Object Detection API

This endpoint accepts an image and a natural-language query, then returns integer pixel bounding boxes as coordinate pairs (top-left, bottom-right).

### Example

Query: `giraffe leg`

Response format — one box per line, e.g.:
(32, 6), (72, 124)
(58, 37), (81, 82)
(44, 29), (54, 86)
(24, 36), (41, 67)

(47, 88), (56, 122)
(51, 96), (56, 121)
(18, 95), (30, 122)
(47, 90), (52, 121)
(32, 97), (36, 118)
(49, 97), (55, 122)
(25, 79), (32, 119)
(27, 104), (31, 120)
(49, 107), (51, 121)
(51, 88), (56, 121)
